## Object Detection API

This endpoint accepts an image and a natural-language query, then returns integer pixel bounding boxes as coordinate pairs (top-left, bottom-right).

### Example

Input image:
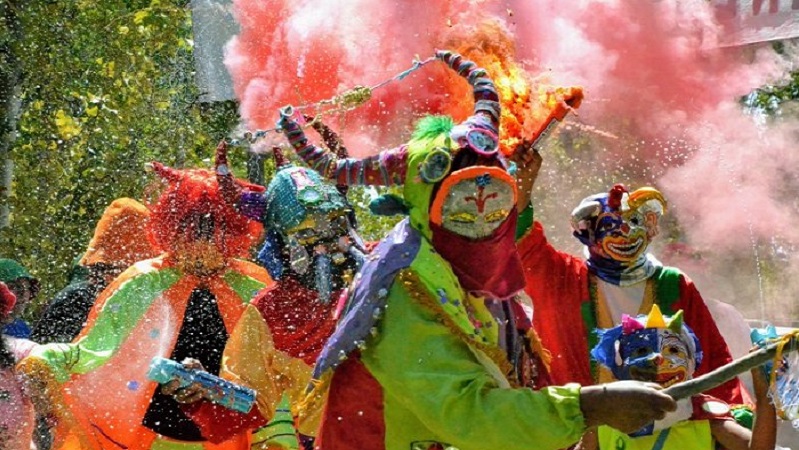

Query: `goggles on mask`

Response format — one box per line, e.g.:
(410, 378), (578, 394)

(456, 128), (499, 157)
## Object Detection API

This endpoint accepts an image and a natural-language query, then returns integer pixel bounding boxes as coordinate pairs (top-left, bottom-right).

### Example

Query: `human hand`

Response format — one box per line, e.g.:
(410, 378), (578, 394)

(580, 381), (677, 433)
(160, 358), (209, 404)
(509, 143), (542, 210)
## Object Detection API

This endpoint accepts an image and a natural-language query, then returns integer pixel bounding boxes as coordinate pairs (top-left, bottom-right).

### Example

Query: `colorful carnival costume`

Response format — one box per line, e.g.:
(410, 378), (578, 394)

(518, 184), (747, 406)
(274, 51), (585, 450)
(19, 163), (272, 450)
(587, 305), (775, 450)
(181, 143), (367, 449)
(33, 198), (158, 344)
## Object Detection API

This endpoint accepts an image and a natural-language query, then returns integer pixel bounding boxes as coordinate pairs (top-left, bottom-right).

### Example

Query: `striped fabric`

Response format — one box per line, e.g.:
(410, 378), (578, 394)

(282, 116), (408, 187)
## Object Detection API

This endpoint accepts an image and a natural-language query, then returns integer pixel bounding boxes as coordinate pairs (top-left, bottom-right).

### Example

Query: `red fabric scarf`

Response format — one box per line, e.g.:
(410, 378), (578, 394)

(430, 211), (525, 300)
(252, 276), (339, 366)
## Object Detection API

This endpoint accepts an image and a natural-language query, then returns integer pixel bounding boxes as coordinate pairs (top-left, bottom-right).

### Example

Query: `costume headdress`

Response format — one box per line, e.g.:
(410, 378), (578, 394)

(570, 184), (667, 286)
(278, 50), (524, 299)
(80, 198), (159, 267)
(571, 184), (667, 246)
(146, 162), (263, 259)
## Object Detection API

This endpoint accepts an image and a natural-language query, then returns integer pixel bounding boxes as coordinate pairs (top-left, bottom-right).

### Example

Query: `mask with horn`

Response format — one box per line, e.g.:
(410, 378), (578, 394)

(591, 304), (702, 386)
(259, 148), (365, 304)
(570, 184), (667, 286)
(145, 161), (263, 277)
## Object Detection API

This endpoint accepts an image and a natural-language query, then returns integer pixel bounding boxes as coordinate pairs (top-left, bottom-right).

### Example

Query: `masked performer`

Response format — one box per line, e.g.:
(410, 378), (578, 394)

(19, 160), (272, 450)
(33, 198), (158, 344)
(278, 50), (676, 450)
(582, 305), (775, 450)
(174, 138), (367, 449)
(515, 176), (747, 407)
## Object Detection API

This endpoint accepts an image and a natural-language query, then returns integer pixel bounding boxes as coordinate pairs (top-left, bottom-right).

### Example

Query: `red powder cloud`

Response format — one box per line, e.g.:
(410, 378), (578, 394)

(226, 0), (798, 320)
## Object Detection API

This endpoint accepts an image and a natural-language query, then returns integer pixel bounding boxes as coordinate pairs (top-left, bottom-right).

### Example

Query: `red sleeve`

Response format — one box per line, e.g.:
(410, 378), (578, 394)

(182, 400), (267, 444)
(516, 221), (594, 386)
(675, 275), (750, 406)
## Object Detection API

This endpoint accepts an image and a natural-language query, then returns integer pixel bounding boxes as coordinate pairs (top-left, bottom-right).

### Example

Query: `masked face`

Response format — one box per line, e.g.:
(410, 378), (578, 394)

(432, 169), (516, 240)
(593, 208), (652, 263)
(283, 211), (362, 302)
(171, 213), (227, 277)
(619, 328), (694, 387)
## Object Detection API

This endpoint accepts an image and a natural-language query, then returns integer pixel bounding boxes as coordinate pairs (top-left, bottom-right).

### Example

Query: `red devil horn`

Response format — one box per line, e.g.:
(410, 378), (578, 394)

(147, 161), (182, 183)
(607, 184), (628, 211)
(273, 147), (290, 168)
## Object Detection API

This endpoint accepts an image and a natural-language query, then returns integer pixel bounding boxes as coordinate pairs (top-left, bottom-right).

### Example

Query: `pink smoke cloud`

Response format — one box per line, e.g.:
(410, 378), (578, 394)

(226, 0), (798, 320)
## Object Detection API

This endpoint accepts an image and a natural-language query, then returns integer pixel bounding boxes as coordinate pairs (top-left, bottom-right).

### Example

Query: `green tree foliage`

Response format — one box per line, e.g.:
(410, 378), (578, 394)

(0, 0), (239, 310)
(743, 41), (799, 115)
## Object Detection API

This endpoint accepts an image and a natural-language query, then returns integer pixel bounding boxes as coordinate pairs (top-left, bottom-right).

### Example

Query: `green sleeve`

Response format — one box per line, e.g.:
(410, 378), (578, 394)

(361, 281), (586, 449)
(516, 203), (535, 240)
(28, 269), (180, 382)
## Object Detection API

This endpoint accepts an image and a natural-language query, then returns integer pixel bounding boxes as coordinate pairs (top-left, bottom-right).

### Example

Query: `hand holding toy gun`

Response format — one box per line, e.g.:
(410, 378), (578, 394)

(147, 357), (256, 413)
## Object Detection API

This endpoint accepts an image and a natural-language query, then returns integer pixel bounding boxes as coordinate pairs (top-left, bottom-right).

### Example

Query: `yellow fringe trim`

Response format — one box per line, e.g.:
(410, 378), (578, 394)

(296, 371), (333, 426)
(526, 328), (552, 372)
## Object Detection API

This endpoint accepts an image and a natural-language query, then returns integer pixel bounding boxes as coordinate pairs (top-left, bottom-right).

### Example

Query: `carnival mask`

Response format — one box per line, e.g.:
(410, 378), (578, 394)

(591, 305), (702, 386)
(168, 214), (225, 276)
(430, 166), (517, 240)
(572, 184), (667, 263)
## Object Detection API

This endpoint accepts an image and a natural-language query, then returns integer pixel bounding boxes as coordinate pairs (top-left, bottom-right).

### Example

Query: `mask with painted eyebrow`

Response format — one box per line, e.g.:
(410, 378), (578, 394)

(437, 173), (515, 239)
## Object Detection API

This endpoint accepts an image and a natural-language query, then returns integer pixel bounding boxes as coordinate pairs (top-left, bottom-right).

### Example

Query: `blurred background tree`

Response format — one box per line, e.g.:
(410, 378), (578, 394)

(0, 0), (240, 312)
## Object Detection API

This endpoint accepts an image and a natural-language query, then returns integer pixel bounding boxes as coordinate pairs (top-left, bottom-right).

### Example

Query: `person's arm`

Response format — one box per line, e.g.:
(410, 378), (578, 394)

(510, 145), (543, 220)
(278, 111), (408, 187)
(575, 429), (599, 450)
(362, 280), (674, 449)
(21, 267), (181, 382)
(711, 366), (776, 450)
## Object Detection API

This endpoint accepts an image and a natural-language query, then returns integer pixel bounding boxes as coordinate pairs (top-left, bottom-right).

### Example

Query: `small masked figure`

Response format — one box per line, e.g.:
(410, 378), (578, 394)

(587, 305), (775, 450)
(19, 160), (272, 450)
(519, 182), (748, 406)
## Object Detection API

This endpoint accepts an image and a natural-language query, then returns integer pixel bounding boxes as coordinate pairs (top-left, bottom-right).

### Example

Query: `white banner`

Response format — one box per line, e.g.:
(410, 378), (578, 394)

(713, 0), (799, 45)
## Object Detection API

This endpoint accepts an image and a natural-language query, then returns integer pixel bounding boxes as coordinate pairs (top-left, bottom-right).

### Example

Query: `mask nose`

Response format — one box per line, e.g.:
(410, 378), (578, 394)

(650, 353), (664, 366)
(620, 222), (630, 234)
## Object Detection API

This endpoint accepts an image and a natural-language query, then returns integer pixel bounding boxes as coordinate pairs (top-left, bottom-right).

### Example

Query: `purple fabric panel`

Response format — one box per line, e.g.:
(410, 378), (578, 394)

(312, 219), (420, 379)
(238, 191), (266, 222)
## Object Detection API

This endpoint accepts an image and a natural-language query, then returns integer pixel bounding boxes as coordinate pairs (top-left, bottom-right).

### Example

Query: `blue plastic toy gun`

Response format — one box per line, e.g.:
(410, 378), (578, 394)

(147, 357), (257, 414)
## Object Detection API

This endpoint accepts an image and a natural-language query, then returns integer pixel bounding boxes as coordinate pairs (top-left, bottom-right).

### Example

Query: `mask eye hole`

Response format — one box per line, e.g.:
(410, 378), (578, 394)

(631, 346), (652, 358)
(484, 209), (509, 223)
(448, 212), (477, 223)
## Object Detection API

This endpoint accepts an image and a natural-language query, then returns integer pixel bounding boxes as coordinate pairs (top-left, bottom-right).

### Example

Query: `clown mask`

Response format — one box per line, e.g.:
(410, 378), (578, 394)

(591, 305), (702, 388)
(572, 184), (666, 263)
(430, 166), (517, 240)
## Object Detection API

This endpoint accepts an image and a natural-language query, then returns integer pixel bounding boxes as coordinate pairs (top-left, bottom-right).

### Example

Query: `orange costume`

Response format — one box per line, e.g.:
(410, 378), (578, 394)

(19, 163), (272, 450)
